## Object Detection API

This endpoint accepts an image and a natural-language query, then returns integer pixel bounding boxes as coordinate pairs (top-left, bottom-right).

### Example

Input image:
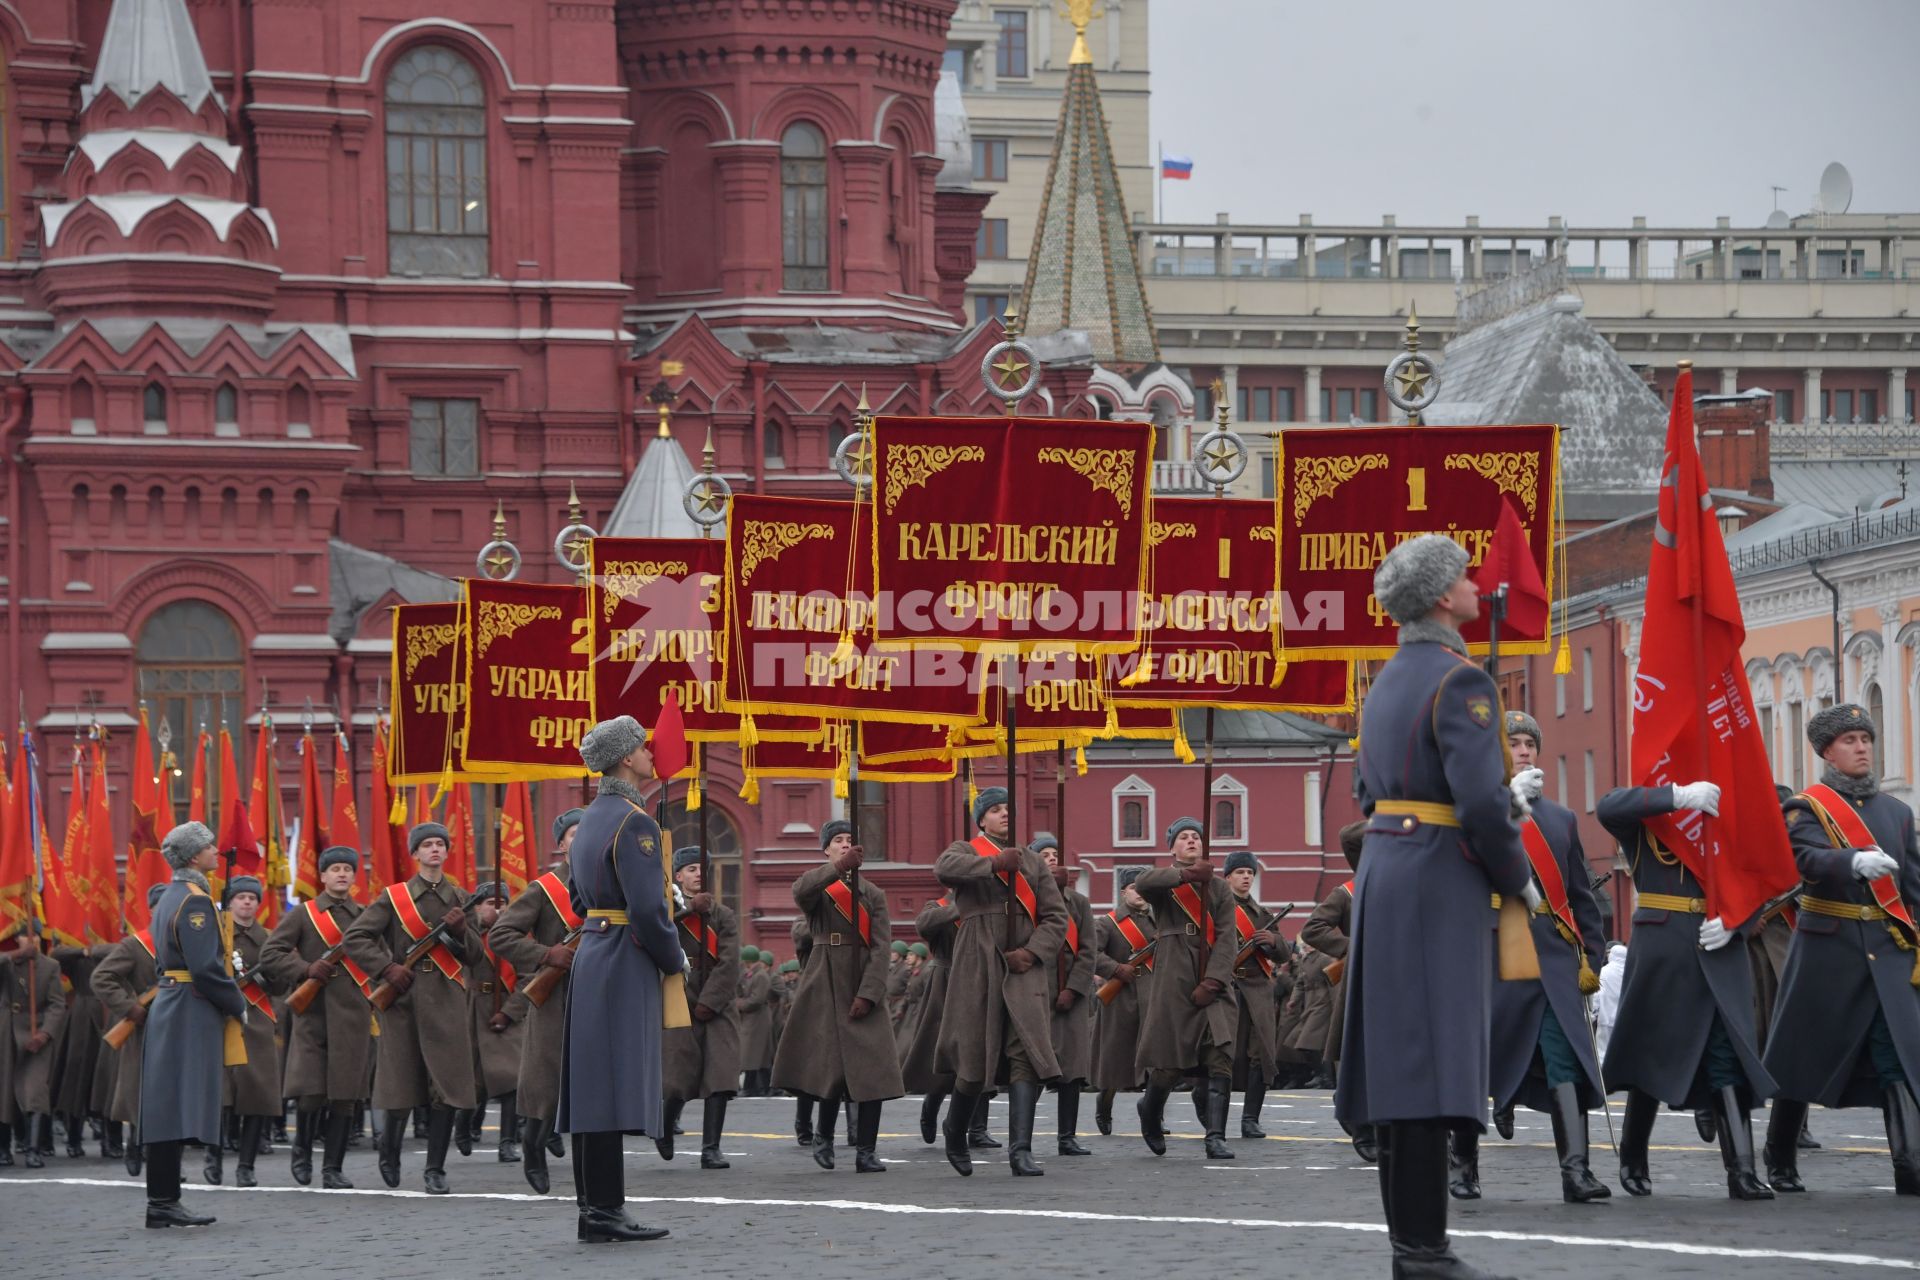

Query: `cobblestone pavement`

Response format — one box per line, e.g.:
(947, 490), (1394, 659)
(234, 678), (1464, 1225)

(1, 1092), (1912, 1278)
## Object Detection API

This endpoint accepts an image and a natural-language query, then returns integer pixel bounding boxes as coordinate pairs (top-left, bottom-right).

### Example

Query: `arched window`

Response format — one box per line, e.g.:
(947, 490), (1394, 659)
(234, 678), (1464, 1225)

(763, 420), (786, 469)
(143, 382), (168, 433)
(1120, 799), (1145, 841)
(137, 600), (245, 818)
(386, 45), (489, 278)
(661, 799), (744, 916)
(1112, 773), (1154, 846)
(214, 383), (239, 435)
(1213, 799), (1238, 839)
(780, 122), (829, 291)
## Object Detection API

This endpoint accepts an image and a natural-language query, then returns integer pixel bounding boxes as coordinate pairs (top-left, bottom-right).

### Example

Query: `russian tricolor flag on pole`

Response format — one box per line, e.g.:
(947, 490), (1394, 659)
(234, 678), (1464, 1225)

(1161, 154), (1193, 180)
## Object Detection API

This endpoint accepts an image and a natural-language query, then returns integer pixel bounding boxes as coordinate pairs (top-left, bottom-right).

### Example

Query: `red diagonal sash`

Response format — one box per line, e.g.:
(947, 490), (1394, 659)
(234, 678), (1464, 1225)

(1065, 915), (1081, 954)
(1519, 818), (1582, 945)
(534, 872), (584, 930)
(970, 834), (1038, 922)
(132, 929), (155, 959)
(1802, 783), (1916, 930)
(680, 912), (720, 960)
(387, 884), (465, 986)
(240, 974), (276, 1022)
(483, 937), (518, 993)
(1111, 911), (1154, 969)
(1233, 903), (1273, 976)
(304, 900), (374, 998)
(823, 876), (872, 945)
(1172, 882), (1215, 944)
(1341, 880), (1353, 896)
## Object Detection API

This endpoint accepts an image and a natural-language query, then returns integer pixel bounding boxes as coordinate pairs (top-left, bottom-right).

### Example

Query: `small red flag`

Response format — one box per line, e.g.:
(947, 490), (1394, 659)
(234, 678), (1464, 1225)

(1473, 497), (1550, 640)
(367, 721), (401, 901)
(650, 691), (689, 781)
(84, 739), (118, 943)
(218, 727), (259, 878)
(294, 730), (328, 899)
(445, 784), (475, 892)
(0, 734), (32, 944)
(498, 782), (532, 894)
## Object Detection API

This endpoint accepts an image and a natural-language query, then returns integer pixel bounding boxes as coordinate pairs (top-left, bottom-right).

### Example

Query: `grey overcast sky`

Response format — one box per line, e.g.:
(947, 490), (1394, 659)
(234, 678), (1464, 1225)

(1148, 0), (1920, 229)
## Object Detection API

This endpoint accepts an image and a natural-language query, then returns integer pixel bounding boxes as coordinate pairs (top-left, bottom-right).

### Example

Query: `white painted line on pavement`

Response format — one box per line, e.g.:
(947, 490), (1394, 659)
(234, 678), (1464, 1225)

(7, 1177), (1916, 1269)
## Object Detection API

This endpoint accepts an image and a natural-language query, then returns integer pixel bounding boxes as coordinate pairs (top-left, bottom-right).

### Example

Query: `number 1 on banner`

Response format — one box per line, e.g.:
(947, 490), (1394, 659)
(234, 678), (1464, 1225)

(1218, 538), (1231, 578)
(1406, 467), (1428, 512)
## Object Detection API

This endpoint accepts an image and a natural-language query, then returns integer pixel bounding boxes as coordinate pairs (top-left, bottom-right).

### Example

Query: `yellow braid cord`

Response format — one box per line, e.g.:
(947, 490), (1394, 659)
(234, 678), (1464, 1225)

(1173, 718), (1195, 764)
(829, 631), (856, 666)
(1118, 653), (1152, 687)
(1075, 745), (1089, 776)
(739, 774), (761, 806)
(739, 714), (759, 748)
(389, 792), (408, 824)
(1269, 656), (1289, 688)
(687, 773), (703, 812)
(1553, 636), (1573, 676)
(1104, 702), (1119, 737)
(966, 776), (979, 810)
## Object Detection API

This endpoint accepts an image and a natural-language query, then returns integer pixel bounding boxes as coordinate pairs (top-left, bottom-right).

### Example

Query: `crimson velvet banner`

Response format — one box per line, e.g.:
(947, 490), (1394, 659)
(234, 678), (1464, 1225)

(870, 415), (1153, 654)
(1274, 424), (1560, 660)
(388, 602), (480, 785)
(1116, 497), (1352, 712)
(461, 579), (592, 780)
(723, 492), (984, 726)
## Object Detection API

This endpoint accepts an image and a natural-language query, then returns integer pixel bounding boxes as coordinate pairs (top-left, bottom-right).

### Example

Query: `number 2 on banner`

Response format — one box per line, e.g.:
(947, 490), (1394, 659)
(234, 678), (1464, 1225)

(571, 617), (590, 657)
(1406, 467), (1428, 512)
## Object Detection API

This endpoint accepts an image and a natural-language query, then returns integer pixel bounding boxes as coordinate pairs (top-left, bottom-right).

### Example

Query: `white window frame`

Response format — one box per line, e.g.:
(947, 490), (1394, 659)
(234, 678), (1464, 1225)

(1209, 773), (1249, 847)
(1112, 773), (1155, 848)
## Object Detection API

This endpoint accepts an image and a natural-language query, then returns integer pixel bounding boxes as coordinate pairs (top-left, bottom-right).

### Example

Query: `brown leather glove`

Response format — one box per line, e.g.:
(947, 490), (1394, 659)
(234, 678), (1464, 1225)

(1054, 989), (1077, 1012)
(24, 1030), (51, 1053)
(128, 1003), (149, 1027)
(542, 944), (575, 971)
(1190, 978), (1222, 1007)
(381, 963), (415, 995)
(848, 996), (875, 1019)
(488, 1011), (511, 1033)
(1179, 860), (1214, 884)
(305, 957), (337, 983)
(1112, 962), (1137, 984)
(689, 892), (715, 915)
(832, 846), (865, 874)
(441, 907), (466, 933)
(1251, 929), (1278, 949)
(1003, 948), (1037, 974)
(990, 848), (1023, 874)
(693, 1002), (717, 1023)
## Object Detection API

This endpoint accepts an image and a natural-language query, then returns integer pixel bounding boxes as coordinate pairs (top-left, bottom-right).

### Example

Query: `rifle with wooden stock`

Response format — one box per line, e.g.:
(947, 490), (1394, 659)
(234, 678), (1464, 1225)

(366, 918), (457, 1011)
(521, 924), (584, 1008)
(1231, 902), (1296, 974)
(285, 938), (353, 1015)
(1095, 936), (1157, 1006)
(102, 987), (156, 1050)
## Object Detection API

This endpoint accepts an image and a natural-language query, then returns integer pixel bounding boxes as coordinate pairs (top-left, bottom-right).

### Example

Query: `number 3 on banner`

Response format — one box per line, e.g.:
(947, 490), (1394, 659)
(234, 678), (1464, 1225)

(1406, 467), (1427, 512)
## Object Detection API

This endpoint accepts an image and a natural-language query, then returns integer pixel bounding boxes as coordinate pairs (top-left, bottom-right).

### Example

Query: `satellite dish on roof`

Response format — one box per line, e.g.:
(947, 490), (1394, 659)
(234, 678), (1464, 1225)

(1765, 209), (1791, 230)
(1816, 162), (1853, 215)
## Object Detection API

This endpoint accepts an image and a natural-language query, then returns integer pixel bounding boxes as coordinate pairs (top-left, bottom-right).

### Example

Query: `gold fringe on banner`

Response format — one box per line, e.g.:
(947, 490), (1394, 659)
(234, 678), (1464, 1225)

(1173, 717), (1195, 764)
(1075, 745), (1088, 776)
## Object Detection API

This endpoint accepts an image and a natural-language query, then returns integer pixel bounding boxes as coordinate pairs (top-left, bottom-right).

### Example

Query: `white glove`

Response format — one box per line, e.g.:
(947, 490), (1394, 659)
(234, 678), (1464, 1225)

(1853, 847), (1899, 881)
(1520, 882), (1543, 912)
(1698, 917), (1732, 951)
(1671, 781), (1721, 816)
(1510, 767), (1545, 803)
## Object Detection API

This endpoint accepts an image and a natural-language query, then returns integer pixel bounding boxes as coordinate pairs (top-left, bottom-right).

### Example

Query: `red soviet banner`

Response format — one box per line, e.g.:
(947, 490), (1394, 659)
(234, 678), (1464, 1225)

(388, 602), (480, 785)
(462, 578), (592, 780)
(1274, 424), (1559, 660)
(723, 492), (984, 727)
(870, 415), (1153, 654)
(1116, 497), (1351, 712)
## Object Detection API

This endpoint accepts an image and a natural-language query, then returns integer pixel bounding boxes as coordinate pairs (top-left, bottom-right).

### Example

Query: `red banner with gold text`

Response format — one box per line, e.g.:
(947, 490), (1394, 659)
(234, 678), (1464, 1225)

(388, 603), (477, 785)
(461, 579), (591, 780)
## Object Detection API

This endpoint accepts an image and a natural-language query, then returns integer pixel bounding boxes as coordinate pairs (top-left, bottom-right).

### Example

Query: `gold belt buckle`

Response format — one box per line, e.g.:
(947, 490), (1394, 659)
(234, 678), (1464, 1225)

(828, 932), (844, 946)
(417, 960), (436, 973)
(1184, 923), (1198, 936)
(1859, 904), (1879, 920)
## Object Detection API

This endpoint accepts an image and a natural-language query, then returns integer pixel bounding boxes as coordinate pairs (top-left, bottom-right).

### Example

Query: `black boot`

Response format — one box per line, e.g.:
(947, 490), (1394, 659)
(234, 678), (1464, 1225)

(1447, 1121), (1480, 1200)
(423, 1105), (454, 1194)
(235, 1116), (262, 1188)
(812, 1095), (838, 1171)
(702, 1094), (732, 1170)
(968, 1091), (1000, 1148)
(104, 1121), (125, 1160)
(126, 1122), (144, 1178)
(1242, 1076), (1267, 1139)
(1798, 1112), (1820, 1150)
(1549, 1084), (1610, 1203)
(1389, 1121), (1515, 1280)
(920, 1088), (947, 1145)
(1884, 1083), (1920, 1195)
(1057, 1085), (1090, 1155)
(377, 1109), (405, 1187)
(496, 1093), (520, 1162)
(65, 1113), (85, 1158)
(1618, 1089), (1657, 1197)
(1137, 1081), (1171, 1156)
(1763, 1098), (1806, 1193)
(1493, 1105), (1514, 1141)
(942, 1091), (977, 1176)
(411, 1106), (429, 1139)
(655, 1097), (684, 1161)
(522, 1116), (552, 1193)
(23, 1114), (44, 1168)
(1190, 1076), (1210, 1130)
(35, 1113), (54, 1157)
(145, 1141), (216, 1229)
(202, 1135), (223, 1185)
(290, 1109), (315, 1186)
(1095, 1089), (1114, 1136)
(1008, 1080), (1043, 1176)
(546, 1126), (565, 1159)
(1203, 1075), (1235, 1160)
(454, 1108), (475, 1158)
(1712, 1085), (1773, 1201)
(577, 1131), (669, 1242)
(321, 1107), (353, 1189)
(1353, 1122), (1381, 1164)
(0, 1122), (10, 1166)
(1694, 1108), (1718, 1143)
(794, 1095), (815, 1147)
(854, 1100), (885, 1173)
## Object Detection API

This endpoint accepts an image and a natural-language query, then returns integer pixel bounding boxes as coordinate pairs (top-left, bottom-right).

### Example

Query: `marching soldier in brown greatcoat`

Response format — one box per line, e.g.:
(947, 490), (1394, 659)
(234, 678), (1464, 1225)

(933, 788), (1068, 1177)
(342, 821), (479, 1194)
(0, 924), (66, 1169)
(1034, 833), (1096, 1157)
(772, 819), (902, 1172)
(1091, 867), (1154, 1135)
(785, 916), (827, 1147)
(902, 891), (960, 1143)
(1133, 816), (1238, 1160)
(898, 943), (930, 1043)
(1222, 852), (1285, 1141)
(488, 806), (582, 1194)
(205, 875), (279, 1188)
(462, 883), (528, 1166)
(737, 948), (775, 1096)
(51, 937), (108, 1159)
(658, 846), (742, 1170)
(259, 846), (372, 1189)
(92, 885), (164, 1175)
(887, 941), (912, 1028)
